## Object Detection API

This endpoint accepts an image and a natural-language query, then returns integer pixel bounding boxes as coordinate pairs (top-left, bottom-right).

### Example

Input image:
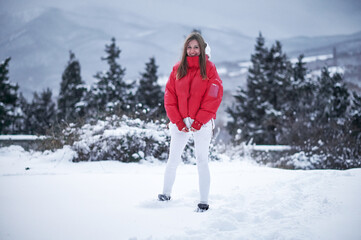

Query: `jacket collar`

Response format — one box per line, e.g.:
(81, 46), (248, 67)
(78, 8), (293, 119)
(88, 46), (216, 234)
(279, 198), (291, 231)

(187, 56), (200, 69)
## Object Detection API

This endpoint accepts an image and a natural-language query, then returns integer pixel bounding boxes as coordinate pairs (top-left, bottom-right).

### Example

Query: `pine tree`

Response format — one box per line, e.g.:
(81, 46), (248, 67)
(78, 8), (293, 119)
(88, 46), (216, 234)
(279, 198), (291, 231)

(18, 93), (31, 134)
(227, 33), (269, 144)
(346, 92), (361, 164)
(0, 57), (19, 134)
(27, 89), (56, 135)
(57, 51), (86, 123)
(316, 68), (349, 122)
(290, 67), (354, 166)
(350, 92), (361, 129)
(291, 54), (314, 110)
(227, 34), (358, 167)
(227, 34), (295, 144)
(262, 41), (293, 144)
(284, 55), (316, 145)
(135, 57), (165, 120)
(88, 37), (133, 114)
(293, 55), (307, 82)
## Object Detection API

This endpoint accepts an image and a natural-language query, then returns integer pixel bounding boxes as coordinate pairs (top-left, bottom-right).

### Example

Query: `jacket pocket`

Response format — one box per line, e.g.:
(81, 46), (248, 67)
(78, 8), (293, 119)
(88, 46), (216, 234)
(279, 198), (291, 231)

(208, 83), (219, 98)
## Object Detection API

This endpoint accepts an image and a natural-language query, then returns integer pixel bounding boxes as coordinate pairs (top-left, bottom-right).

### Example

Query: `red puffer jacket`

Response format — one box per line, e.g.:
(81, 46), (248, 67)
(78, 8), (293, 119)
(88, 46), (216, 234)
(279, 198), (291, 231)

(164, 56), (223, 130)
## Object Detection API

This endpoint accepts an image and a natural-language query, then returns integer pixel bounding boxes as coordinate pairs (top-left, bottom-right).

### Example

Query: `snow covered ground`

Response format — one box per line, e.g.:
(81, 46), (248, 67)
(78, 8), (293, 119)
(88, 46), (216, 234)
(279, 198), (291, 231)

(1, 145), (361, 240)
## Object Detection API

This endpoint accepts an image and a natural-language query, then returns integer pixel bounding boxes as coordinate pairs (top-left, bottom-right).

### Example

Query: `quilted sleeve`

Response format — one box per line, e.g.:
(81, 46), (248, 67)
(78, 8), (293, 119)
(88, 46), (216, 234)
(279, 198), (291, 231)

(164, 67), (183, 124)
(194, 64), (223, 124)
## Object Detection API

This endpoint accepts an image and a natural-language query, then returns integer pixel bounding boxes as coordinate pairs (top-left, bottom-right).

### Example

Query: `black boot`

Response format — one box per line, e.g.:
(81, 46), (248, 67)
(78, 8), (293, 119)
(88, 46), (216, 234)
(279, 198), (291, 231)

(158, 194), (171, 201)
(197, 203), (209, 212)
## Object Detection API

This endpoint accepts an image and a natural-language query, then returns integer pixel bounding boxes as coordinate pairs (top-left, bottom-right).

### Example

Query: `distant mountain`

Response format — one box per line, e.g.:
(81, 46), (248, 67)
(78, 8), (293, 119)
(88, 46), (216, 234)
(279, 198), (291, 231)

(281, 31), (361, 57)
(1, 6), (360, 99)
(0, 7), (255, 98)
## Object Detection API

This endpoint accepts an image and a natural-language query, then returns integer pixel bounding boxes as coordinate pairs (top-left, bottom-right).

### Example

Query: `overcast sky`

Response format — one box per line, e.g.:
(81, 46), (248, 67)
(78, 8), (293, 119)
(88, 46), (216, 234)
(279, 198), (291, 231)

(2, 0), (361, 39)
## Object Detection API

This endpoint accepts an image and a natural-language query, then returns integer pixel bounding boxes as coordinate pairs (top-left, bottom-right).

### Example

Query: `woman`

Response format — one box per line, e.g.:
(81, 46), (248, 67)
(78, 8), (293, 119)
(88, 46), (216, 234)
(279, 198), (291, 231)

(158, 32), (223, 212)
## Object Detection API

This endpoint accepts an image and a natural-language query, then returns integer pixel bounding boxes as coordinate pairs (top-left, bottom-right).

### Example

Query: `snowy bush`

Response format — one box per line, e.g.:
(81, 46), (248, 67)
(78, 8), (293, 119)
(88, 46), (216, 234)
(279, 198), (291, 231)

(41, 114), (221, 163)
(69, 115), (169, 162)
(275, 151), (326, 170)
(224, 143), (299, 169)
(222, 141), (361, 170)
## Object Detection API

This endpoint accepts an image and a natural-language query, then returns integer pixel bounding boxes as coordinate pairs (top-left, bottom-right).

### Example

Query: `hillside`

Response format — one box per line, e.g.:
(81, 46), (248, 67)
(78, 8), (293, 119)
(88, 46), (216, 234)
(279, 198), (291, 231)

(1, 6), (361, 99)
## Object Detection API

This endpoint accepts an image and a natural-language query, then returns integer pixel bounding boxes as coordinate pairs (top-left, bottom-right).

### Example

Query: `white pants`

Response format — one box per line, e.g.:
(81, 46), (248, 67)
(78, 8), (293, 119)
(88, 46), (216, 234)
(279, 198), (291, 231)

(162, 118), (213, 204)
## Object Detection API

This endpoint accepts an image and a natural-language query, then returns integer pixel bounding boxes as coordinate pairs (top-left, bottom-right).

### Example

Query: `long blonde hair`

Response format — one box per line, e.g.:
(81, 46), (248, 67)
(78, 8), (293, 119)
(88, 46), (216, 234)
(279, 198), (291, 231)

(176, 32), (208, 80)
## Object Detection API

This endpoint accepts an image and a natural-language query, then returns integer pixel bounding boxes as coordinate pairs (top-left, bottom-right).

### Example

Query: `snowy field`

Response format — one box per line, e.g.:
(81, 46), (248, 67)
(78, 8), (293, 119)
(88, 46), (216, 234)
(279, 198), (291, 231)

(1, 145), (361, 240)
